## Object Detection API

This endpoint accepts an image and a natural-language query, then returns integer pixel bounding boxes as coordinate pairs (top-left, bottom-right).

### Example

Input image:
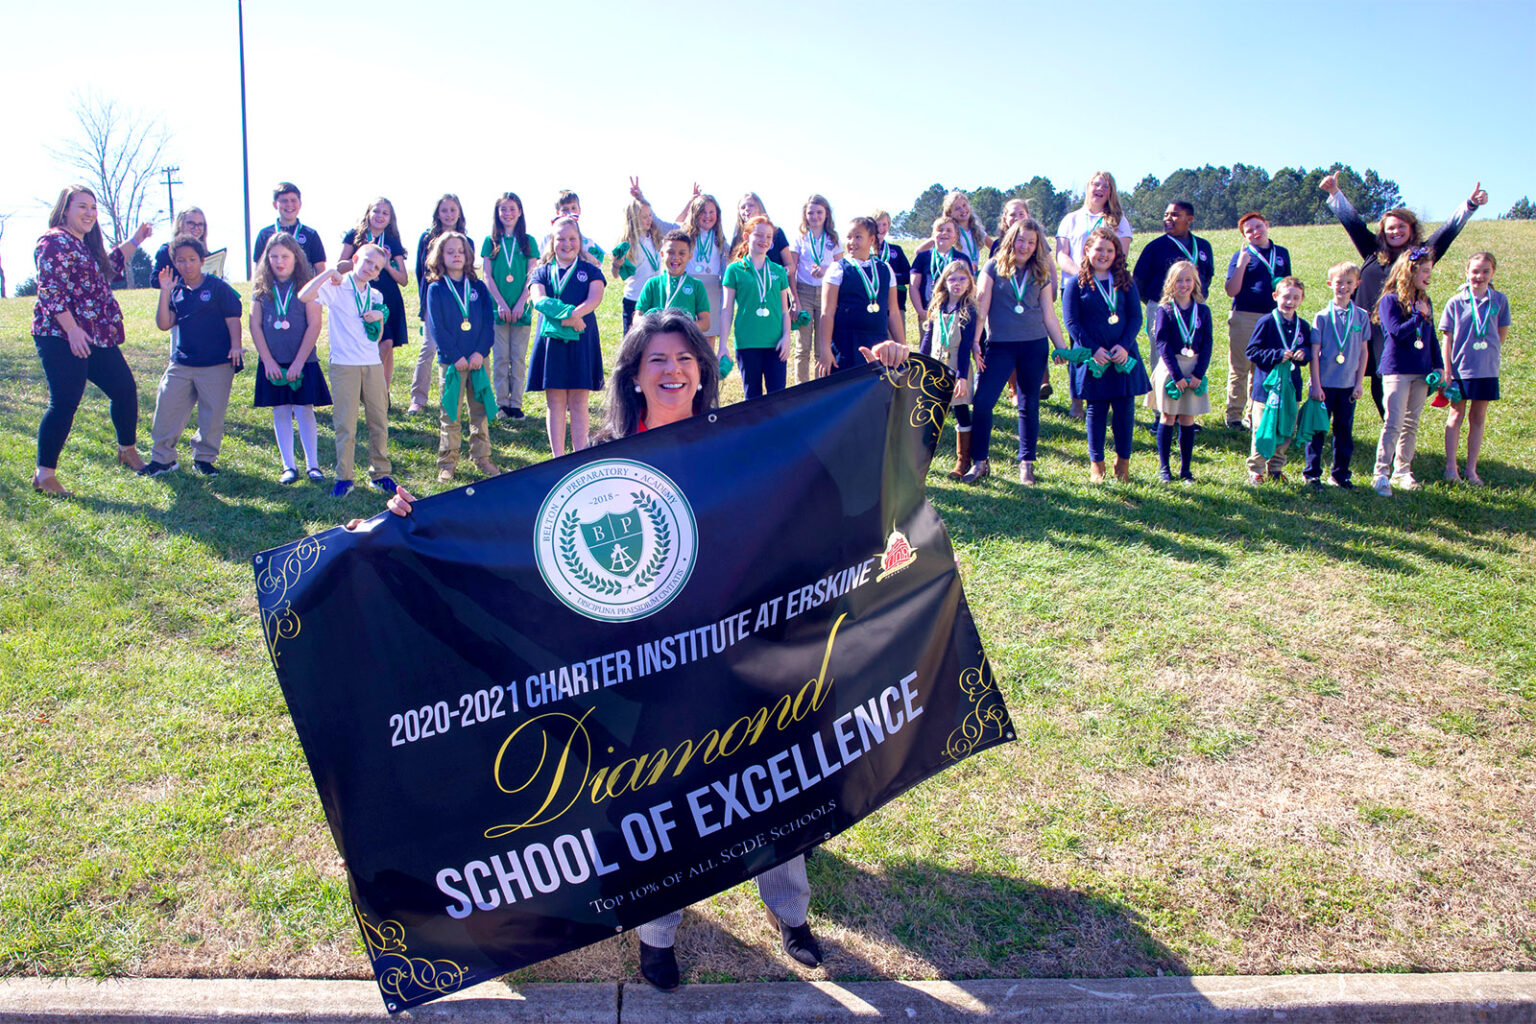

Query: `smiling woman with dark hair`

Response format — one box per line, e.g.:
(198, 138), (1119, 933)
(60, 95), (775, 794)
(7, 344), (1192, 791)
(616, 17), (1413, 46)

(364, 309), (913, 988)
(1319, 173), (1487, 418)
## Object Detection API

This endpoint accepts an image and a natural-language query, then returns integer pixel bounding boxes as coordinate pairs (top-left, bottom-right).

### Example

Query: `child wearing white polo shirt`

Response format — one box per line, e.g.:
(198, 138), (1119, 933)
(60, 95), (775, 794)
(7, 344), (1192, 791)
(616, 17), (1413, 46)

(299, 244), (396, 498)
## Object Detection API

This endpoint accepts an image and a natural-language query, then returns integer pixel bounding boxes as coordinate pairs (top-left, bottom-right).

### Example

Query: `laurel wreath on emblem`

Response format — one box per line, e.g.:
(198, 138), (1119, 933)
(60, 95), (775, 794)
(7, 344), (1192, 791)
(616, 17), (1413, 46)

(630, 491), (671, 588)
(558, 511), (624, 595)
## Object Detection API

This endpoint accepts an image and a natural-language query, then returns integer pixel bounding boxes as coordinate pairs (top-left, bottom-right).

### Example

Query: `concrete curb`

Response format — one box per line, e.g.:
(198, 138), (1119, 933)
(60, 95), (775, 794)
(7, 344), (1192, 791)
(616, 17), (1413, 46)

(1, 973), (1532, 1022)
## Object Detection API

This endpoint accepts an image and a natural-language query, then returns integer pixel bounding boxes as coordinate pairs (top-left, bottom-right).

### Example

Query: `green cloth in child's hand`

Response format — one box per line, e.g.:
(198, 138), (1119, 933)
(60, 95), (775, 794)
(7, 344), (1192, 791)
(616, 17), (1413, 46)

(586, 242), (606, 262)
(611, 241), (631, 261)
(534, 297), (581, 340)
(361, 303), (390, 343)
(1115, 355), (1139, 375)
(1254, 365), (1300, 459)
(1296, 396), (1331, 442)
(1425, 370), (1444, 390)
(719, 353), (734, 377)
(440, 366), (497, 423)
(792, 309), (812, 330)
(268, 369), (303, 390)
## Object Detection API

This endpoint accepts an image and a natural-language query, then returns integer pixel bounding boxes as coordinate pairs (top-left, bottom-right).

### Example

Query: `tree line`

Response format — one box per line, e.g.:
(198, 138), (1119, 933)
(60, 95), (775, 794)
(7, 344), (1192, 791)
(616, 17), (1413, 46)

(895, 164), (1417, 237)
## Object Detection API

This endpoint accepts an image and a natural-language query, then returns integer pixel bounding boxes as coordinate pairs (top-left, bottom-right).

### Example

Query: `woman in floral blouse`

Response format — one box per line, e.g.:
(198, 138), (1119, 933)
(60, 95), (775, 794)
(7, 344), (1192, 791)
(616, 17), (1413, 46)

(31, 185), (153, 496)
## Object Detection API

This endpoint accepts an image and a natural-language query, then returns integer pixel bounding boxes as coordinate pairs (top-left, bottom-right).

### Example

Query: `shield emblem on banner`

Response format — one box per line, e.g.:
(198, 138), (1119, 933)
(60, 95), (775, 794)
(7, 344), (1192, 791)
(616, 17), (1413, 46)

(580, 509), (645, 577)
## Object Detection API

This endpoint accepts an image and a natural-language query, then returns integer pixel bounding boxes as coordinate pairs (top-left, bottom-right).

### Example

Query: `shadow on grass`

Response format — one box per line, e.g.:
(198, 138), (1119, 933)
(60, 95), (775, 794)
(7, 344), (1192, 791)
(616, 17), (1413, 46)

(935, 411), (1535, 574)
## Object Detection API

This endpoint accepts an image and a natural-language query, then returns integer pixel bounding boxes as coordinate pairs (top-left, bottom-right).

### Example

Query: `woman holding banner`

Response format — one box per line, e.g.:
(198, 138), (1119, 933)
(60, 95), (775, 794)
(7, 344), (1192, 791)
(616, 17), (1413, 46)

(368, 311), (910, 989)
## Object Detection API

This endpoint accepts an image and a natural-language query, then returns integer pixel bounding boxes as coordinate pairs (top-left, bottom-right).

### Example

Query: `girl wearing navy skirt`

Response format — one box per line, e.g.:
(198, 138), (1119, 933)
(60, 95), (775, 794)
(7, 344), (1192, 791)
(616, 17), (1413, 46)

(528, 217), (606, 455)
(970, 218), (1066, 486)
(1147, 261), (1212, 482)
(818, 217), (904, 375)
(251, 233), (331, 483)
(922, 260), (980, 479)
(1440, 252), (1510, 486)
(338, 198), (409, 396)
(409, 194), (469, 414)
(1062, 227), (1150, 483)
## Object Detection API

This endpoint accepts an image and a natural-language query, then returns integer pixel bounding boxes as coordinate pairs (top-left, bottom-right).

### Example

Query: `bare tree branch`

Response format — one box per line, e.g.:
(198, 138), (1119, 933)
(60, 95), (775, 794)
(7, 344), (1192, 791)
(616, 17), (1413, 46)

(49, 91), (172, 247)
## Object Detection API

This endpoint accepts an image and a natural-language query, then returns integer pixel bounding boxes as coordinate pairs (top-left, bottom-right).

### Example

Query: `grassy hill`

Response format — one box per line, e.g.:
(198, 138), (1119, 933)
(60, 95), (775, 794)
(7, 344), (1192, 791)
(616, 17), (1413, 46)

(1, 220), (1532, 985)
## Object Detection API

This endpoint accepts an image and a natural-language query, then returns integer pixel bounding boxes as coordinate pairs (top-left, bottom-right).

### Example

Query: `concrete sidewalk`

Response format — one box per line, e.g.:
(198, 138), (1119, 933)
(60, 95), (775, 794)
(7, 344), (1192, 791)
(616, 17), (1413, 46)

(1, 973), (1533, 1023)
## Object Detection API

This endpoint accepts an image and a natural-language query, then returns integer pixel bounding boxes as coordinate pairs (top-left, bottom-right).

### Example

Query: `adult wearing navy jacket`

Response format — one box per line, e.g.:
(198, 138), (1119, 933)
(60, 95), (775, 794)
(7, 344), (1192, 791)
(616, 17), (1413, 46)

(1062, 227), (1150, 482)
(423, 230), (498, 482)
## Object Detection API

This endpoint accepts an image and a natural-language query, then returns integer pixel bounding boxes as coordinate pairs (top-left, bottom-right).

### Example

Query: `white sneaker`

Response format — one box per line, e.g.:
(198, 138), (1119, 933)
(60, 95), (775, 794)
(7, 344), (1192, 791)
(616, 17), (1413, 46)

(1392, 474), (1421, 491)
(1372, 476), (1393, 497)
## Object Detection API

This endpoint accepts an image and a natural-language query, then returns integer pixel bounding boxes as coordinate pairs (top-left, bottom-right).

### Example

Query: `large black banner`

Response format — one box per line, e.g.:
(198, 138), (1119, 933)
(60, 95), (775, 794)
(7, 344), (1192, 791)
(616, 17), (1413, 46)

(253, 356), (1013, 1012)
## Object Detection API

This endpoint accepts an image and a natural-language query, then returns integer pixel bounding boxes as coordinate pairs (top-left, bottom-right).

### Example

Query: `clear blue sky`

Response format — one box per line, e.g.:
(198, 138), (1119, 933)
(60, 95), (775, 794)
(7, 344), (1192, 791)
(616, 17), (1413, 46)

(2, 0), (1532, 283)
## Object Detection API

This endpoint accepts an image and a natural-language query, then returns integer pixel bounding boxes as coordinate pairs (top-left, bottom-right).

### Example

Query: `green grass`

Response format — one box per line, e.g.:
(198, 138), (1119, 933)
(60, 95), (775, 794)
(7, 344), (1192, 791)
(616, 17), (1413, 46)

(2, 221), (1534, 985)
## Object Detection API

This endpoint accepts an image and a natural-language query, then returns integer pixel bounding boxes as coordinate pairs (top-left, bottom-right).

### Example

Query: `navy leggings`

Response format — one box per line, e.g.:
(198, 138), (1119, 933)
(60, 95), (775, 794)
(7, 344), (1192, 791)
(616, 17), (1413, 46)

(1304, 386), (1358, 483)
(34, 334), (138, 469)
(1085, 395), (1135, 461)
(973, 338), (1048, 461)
(738, 348), (787, 400)
(622, 298), (638, 335)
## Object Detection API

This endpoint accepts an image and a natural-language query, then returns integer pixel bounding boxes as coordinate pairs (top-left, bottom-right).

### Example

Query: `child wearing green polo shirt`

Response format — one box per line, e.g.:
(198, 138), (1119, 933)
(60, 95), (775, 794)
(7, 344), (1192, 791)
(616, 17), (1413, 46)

(720, 216), (792, 399)
(636, 230), (711, 332)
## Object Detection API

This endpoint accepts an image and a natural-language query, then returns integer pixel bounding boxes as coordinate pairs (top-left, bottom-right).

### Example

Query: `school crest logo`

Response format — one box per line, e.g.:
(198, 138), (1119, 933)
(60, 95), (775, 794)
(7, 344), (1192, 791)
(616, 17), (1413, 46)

(875, 528), (917, 582)
(534, 459), (697, 622)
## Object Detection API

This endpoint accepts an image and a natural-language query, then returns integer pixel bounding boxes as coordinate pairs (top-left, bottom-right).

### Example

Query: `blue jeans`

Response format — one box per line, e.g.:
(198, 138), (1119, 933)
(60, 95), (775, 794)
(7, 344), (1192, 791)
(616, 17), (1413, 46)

(973, 339), (1048, 461)
(1086, 396), (1135, 461)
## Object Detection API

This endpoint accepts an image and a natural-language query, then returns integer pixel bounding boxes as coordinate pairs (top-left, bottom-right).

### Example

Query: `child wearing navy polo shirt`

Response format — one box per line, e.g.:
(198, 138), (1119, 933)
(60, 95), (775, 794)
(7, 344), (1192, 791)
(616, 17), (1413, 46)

(425, 232), (498, 483)
(1304, 262), (1369, 488)
(910, 217), (974, 351)
(1440, 252), (1511, 486)
(1245, 277), (1312, 483)
(1223, 212), (1291, 428)
(819, 217), (905, 375)
(252, 182), (326, 272)
(139, 237), (244, 478)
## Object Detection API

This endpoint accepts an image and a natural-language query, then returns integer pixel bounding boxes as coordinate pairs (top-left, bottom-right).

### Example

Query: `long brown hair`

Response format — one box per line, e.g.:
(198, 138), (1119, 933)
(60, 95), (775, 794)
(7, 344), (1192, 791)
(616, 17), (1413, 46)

(1082, 170), (1124, 227)
(252, 233), (316, 303)
(728, 192), (772, 255)
(995, 219), (1053, 287)
(925, 260), (978, 330)
(732, 215), (776, 261)
(681, 194), (727, 258)
(1076, 226), (1131, 292)
(798, 194), (839, 246)
(1373, 208), (1424, 262)
(424, 193), (466, 245)
(48, 185), (114, 278)
(425, 232), (480, 284)
(348, 197), (402, 251)
(1373, 248), (1431, 325)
